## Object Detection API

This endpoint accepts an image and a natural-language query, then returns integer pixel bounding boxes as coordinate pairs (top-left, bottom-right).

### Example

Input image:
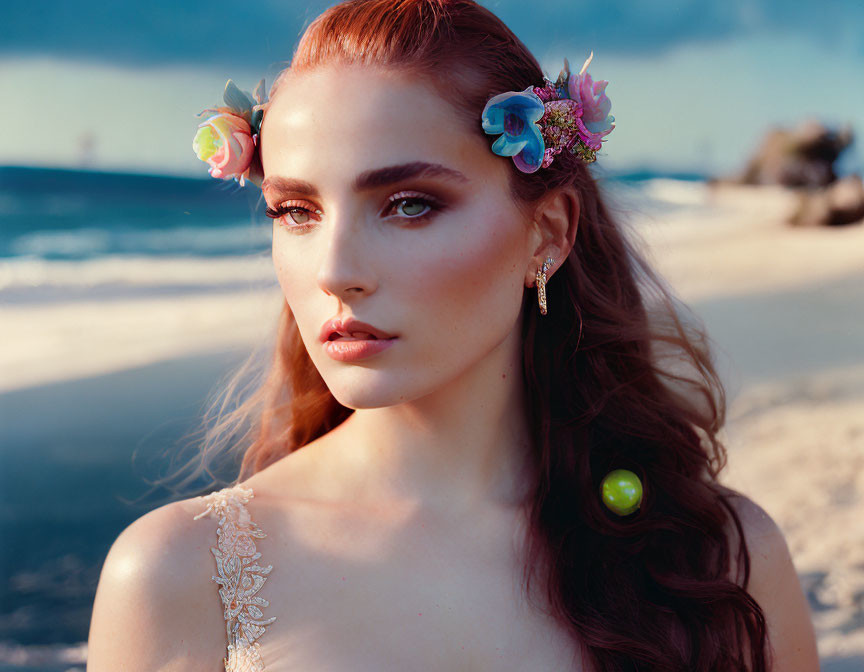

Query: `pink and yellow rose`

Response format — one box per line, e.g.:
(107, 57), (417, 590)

(192, 109), (257, 187)
(193, 79), (268, 188)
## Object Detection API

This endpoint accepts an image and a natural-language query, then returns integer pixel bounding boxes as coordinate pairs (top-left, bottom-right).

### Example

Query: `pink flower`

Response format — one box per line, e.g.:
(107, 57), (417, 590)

(567, 51), (615, 151)
(193, 79), (268, 188)
(532, 82), (561, 103)
(192, 110), (257, 187)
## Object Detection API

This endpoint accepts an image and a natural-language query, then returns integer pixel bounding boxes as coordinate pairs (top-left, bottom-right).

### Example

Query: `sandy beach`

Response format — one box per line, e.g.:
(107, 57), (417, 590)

(637, 181), (864, 668)
(1, 180), (862, 668)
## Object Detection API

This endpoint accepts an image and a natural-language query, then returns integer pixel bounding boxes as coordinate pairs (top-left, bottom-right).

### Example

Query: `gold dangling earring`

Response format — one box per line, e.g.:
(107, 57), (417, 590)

(536, 257), (555, 315)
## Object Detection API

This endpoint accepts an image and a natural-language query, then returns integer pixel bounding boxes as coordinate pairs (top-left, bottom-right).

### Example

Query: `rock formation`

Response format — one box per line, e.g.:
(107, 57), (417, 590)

(709, 119), (863, 226)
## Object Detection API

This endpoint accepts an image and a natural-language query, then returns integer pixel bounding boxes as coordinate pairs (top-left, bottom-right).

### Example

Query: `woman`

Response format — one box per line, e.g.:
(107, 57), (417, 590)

(87, 1), (819, 670)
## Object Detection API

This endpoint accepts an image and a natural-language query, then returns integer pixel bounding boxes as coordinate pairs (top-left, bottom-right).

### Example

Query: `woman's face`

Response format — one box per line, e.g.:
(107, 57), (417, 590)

(260, 64), (538, 409)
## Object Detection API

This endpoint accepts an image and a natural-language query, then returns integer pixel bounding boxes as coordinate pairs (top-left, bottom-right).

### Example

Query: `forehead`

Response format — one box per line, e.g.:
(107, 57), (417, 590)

(260, 64), (489, 180)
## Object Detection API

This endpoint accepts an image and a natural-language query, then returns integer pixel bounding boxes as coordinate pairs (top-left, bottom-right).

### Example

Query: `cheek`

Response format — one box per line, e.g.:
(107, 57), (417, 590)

(271, 228), (312, 310)
(396, 207), (528, 344)
(271, 232), (293, 296)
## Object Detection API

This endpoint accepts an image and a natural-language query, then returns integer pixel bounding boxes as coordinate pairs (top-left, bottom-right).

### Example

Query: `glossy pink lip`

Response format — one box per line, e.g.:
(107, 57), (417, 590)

(319, 316), (398, 362)
(323, 337), (397, 362)
(319, 317), (396, 343)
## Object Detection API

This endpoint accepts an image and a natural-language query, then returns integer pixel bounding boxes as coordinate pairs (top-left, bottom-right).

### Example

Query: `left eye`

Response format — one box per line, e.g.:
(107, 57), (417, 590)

(389, 196), (432, 218)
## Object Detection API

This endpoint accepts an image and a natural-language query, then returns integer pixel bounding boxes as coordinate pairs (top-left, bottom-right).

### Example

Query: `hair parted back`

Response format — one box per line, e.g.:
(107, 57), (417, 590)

(150, 1), (771, 669)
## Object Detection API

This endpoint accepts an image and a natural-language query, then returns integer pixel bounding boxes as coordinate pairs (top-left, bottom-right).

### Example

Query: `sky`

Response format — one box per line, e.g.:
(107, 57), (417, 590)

(2, 0), (862, 178)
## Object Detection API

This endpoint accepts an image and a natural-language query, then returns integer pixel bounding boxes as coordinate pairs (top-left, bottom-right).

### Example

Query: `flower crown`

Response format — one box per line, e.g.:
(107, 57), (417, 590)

(481, 51), (615, 173)
(192, 78), (268, 188)
(192, 52), (613, 186)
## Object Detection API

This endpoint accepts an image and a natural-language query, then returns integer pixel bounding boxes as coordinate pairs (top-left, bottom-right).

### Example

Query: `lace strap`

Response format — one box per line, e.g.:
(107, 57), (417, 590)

(193, 484), (277, 671)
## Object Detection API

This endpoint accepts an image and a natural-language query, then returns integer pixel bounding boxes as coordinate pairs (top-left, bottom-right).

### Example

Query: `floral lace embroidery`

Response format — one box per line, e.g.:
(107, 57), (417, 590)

(193, 484), (276, 671)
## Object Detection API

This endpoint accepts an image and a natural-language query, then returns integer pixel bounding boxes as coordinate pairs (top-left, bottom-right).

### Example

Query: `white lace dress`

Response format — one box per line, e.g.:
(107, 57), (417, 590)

(193, 485), (277, 671)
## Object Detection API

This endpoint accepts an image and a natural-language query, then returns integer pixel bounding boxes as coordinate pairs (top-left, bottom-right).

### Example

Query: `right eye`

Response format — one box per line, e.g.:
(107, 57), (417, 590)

(265, 201), (322, 228)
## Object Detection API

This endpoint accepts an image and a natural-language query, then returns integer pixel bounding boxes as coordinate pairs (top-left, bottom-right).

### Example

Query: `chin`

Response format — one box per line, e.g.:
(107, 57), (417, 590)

(322, 369), (435, 410)
(328, 385), (408, 410)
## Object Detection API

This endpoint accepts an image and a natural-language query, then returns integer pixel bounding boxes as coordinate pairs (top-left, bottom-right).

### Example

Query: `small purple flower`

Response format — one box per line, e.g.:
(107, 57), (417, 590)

(480, 86), (546, 173)
(537, 98), (585, 168)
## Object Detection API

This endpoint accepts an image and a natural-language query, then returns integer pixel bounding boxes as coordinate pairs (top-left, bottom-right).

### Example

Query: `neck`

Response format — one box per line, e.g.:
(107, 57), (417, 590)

(317, 324), (535, 517)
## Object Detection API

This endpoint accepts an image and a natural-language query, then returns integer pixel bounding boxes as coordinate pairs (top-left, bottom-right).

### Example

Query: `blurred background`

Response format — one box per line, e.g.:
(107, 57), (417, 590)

(1, 1), (863, 669)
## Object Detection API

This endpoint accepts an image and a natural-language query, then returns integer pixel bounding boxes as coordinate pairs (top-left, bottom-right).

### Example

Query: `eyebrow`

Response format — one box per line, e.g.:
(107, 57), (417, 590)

(261, 161), (469, 198)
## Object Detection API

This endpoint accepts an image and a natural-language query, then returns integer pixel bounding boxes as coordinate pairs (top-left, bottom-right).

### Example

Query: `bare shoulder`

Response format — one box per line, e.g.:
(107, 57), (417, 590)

(87, 494), (226, 671)
(715, 484), (820, 671)
(715, 485), (783, 585)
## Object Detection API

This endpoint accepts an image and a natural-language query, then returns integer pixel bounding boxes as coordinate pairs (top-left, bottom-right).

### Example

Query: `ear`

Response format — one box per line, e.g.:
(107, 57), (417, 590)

(525, 187), (580, 287)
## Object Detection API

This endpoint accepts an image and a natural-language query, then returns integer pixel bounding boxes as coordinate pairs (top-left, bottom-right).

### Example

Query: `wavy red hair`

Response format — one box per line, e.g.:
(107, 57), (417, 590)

(159, 1), (771, 669)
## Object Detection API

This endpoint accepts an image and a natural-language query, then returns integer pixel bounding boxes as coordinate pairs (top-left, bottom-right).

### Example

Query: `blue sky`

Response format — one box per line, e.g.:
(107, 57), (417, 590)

(2, 0), (862, 177)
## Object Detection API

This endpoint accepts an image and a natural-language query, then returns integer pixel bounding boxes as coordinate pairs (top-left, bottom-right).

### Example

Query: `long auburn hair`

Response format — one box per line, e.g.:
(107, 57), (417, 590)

(155, 1), (771, 669)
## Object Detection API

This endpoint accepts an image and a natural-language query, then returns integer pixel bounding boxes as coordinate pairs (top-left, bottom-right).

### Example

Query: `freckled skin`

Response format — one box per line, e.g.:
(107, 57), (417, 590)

(261, 64), (541, 411)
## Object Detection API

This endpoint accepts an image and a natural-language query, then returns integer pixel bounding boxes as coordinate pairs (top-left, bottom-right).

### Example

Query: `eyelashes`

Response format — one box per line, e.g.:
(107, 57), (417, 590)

(265, 191), (447, 230)
(264, 202), (323, 228)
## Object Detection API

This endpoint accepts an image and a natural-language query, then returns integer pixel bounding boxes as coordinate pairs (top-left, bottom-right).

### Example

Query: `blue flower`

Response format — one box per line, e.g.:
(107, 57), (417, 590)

(481, 86), (546, 174)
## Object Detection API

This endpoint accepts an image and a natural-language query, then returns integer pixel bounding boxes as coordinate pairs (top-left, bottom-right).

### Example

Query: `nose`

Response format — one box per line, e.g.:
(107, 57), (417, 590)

(315, 211), (378, 299)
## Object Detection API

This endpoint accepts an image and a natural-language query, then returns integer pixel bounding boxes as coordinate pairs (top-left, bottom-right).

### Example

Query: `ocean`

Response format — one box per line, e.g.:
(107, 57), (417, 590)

(0, 164), (710, 303)
(0, 164), (711, 670)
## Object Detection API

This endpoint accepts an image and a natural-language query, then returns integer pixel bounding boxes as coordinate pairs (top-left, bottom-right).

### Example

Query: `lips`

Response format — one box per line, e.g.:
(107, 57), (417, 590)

(319, 317), (397, 343)
(334, 332), (376, 341)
